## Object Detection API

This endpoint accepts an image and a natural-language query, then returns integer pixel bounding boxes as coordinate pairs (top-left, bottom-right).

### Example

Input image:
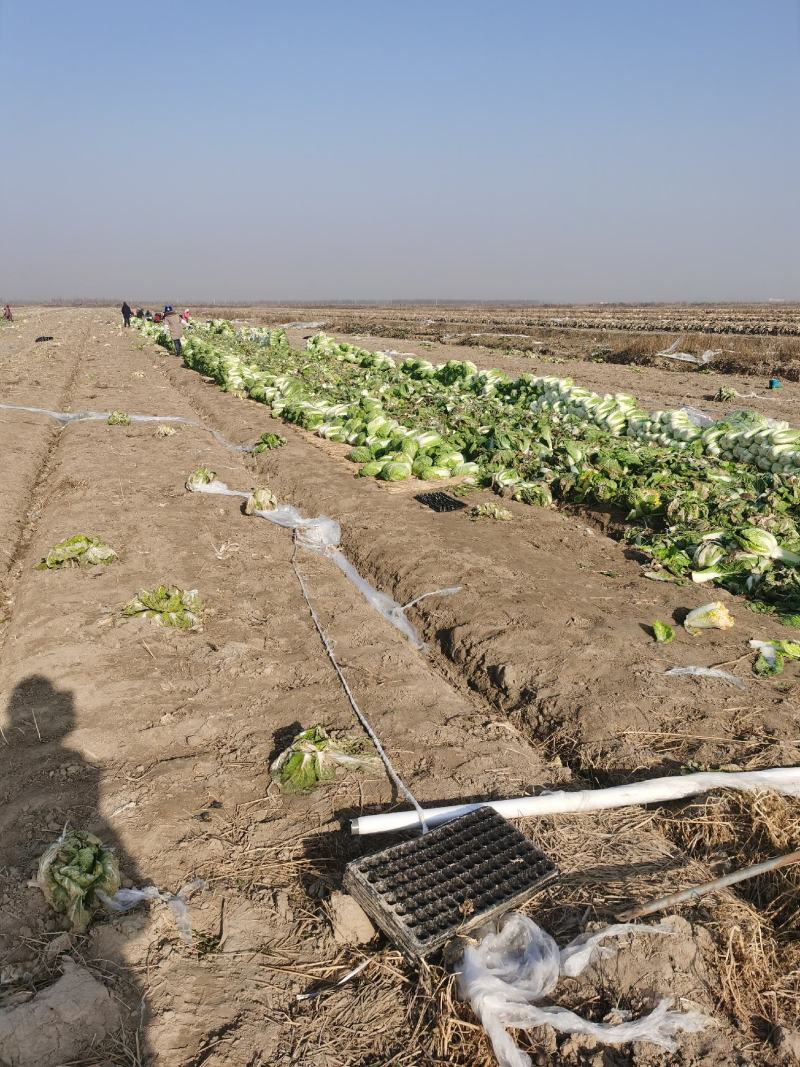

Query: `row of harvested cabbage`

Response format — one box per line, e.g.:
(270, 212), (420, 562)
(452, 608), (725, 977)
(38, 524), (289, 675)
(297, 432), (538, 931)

(136, 319), (800, 619)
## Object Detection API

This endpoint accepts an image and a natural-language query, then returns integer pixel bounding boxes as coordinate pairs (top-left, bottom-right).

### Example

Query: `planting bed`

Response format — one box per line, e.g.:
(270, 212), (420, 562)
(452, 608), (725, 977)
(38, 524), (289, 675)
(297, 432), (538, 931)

(0, 308), (799, 1066)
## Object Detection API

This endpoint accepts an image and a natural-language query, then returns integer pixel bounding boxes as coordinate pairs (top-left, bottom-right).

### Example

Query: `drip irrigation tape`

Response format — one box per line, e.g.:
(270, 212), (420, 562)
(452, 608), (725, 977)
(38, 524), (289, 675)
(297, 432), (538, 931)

(291, 539), (428, 832)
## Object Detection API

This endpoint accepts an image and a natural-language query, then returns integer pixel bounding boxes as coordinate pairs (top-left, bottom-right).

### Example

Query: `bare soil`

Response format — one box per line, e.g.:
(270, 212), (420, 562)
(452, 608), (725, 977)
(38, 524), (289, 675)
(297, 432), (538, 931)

(1, 308), (799, 1067)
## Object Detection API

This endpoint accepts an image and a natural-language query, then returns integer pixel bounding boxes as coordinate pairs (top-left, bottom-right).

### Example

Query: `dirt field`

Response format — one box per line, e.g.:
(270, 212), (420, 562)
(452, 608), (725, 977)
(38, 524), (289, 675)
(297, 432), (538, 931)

(1, 308), (799, 1066)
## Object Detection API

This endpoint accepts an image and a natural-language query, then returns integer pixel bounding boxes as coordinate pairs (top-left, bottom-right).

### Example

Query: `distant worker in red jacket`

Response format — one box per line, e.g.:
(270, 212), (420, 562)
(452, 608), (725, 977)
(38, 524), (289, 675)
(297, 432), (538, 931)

(2, 304), (12, 322)
(163, 305), (183, 357)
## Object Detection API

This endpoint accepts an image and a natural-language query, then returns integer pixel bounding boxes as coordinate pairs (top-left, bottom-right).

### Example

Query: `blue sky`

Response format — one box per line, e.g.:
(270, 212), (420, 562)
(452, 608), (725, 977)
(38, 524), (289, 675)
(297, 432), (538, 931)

(1, 0), (798, 301)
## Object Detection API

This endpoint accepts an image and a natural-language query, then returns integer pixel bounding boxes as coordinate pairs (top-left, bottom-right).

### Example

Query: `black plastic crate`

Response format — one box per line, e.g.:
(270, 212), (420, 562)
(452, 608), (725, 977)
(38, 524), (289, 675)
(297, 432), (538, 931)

(343, 807), (557, 959)
(415, 491), (466, 513)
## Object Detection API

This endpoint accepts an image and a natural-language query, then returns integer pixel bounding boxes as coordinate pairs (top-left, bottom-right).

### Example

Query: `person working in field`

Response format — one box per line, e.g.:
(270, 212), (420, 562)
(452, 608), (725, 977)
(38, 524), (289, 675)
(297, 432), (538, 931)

(121, 301), (132, 327)
(2, 304), (12, 322)
(163, 304), (183, 357)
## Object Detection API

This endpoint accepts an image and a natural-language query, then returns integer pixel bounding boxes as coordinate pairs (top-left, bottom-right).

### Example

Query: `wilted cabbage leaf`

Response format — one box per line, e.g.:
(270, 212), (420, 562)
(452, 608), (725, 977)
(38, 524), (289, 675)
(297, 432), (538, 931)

(36, 535), (117, 570)
(652, 620), (675, 643)
(270, 725), (378, 792)
(37, 830), (120, 932)
(122, 586), (203, 630)
(244, 487), (278, 514)
(107, 411), (130, 425)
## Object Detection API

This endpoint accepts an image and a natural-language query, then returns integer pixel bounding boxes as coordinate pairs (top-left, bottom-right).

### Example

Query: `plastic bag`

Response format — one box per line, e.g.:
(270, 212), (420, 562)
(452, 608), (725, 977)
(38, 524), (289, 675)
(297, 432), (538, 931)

(457, 914), (708, 1067)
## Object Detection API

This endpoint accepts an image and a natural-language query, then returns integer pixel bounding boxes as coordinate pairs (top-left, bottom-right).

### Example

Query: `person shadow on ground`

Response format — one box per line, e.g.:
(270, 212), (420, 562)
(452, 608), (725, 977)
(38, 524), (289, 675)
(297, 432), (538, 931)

(0, 674), (155, 1064)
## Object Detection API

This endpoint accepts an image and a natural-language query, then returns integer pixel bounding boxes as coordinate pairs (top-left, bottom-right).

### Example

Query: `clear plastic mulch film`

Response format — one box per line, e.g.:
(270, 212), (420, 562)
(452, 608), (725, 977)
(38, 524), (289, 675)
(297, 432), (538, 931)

(96, 878), (205, 944)
(0, 402), (250, 454)
(457, 914), (708, 1067)
(664, 665), (745, 689)
(187, 477), (460, 650)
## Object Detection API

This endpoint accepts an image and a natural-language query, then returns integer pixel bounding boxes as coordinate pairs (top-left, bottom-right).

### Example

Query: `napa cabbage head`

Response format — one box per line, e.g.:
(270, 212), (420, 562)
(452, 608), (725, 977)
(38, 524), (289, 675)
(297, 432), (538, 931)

(185, 467), (216, 491)
(378, 461), (412, 482)
(684, 601), (735, 635)
(736, 528), (800, 563)
(244, 488), (278, 514)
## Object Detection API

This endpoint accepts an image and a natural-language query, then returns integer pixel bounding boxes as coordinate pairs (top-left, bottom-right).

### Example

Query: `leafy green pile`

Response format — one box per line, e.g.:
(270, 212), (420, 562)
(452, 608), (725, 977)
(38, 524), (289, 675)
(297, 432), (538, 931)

(107, 411), (130, 426)
(36, 535), (117, 569)
(122, 586), (203, 630)
(174, 321), (800, 615)
(37, 830), (120, 932)
(270, 725), (378, 792)
(253, 432), (286, 453)
(470, 502), (513, 521)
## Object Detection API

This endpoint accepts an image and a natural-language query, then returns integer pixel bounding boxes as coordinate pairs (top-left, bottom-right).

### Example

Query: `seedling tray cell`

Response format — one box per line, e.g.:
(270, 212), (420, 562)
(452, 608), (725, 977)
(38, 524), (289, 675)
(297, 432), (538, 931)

(415, 491), (466, 513)
(343, 807), (557, 959)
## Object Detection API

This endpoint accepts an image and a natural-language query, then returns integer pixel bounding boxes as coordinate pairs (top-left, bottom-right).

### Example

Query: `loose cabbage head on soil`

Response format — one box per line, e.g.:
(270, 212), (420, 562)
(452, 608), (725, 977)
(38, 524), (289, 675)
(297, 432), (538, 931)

(253, 432), (286, 453)
(37, 830), (120, 932)
(122, 586), (203, 630)
(244, 487), (278, 514)
(185, 467), (216, 491)
(36, 535), (117, 569)
(270, 725), (378, 792)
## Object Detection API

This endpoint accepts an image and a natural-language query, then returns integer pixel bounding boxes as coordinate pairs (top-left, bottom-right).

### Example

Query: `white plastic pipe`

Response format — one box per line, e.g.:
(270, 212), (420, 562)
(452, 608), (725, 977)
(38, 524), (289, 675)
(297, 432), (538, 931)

(349, 767), (800, 836)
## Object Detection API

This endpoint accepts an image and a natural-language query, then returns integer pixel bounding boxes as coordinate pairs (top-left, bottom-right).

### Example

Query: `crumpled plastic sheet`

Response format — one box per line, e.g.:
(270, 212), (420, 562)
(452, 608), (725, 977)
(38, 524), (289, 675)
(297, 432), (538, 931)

(664, 665), (745, 690)
(97, 878), (205, 943)
(656, 341), (721, 365)
(457, 914), (709, 1067)
(750, 639), (777, 668)
(679, 405), (715, 428)
(0, 403), (250, 454)
(190, 480), (440, 650)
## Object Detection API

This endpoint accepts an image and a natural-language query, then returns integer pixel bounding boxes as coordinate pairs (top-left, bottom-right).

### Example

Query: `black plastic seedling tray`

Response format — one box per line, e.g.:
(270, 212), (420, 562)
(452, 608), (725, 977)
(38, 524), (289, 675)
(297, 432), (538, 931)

(415, 491), (466, 513)
(343, 807), (557, 959)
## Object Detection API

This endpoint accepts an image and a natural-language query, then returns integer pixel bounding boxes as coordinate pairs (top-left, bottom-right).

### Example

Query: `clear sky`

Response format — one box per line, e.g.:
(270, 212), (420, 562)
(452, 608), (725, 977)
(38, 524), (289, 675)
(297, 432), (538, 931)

(2, 0), (798, 302)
